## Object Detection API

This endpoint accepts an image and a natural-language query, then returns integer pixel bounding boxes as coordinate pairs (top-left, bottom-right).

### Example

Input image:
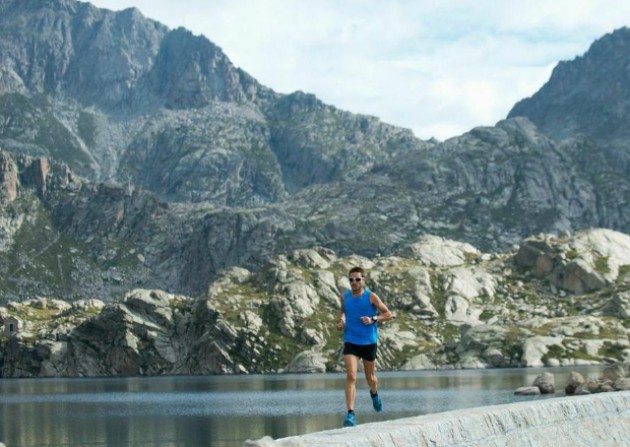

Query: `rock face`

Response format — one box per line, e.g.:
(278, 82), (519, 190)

(516, 229), (630, 294)
(0, 2), (629, 304)
(509, 27), (630, 147)
(1, 230), (629, 377)
(0, 0), (422, 199)
(508, 27), (630, 236)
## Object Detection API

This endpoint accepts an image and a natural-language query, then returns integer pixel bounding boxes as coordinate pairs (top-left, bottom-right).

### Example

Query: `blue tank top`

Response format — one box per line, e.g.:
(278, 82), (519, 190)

(343, 288), (378, 345)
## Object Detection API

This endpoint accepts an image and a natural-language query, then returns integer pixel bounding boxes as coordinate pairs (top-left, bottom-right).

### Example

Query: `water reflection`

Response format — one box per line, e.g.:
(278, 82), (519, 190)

(0, 366), (606, 447)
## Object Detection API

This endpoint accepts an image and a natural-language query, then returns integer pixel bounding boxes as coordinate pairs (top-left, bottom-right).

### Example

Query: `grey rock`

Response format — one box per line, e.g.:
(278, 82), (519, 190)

(521, 336), (564, 367)
(565, 371), (585, 395)
(514, 386), (541, 396)
(398, 235), (480, 267)
(533, 372), (555, 394)
(401, 354), (437, 370)
(286, 351), (327, 373)
(613, 378), (630, 391)
(603, 363), (627, 381)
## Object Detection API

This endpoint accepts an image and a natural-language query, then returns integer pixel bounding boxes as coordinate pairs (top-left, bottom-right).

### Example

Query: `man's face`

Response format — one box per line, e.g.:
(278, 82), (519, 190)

(348, 272), (363, 291)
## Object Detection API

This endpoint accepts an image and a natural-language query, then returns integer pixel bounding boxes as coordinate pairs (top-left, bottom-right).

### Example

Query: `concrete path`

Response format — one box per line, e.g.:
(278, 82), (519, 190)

(244, 391), (630, 446)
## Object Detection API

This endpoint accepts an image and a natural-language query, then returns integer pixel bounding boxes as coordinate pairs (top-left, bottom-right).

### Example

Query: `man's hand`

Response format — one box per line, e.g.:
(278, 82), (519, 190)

(336, 318), (345, 330)
(360, 316), (376, 325)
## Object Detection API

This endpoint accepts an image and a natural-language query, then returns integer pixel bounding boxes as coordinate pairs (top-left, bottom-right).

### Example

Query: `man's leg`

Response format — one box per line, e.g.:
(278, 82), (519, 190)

(363, 358), (383, 412)
(363, 359), (378, 395)
(343, 354), (359, 426)
(344, 354), (359, 411)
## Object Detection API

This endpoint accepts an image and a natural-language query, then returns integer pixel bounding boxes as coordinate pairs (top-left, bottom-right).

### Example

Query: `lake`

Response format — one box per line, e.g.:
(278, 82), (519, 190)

(0, 365), (606, 446)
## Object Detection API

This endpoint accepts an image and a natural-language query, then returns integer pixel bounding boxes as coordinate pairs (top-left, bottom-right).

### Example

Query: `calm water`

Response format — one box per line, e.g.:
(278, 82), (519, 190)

(0, 365), (606, 447)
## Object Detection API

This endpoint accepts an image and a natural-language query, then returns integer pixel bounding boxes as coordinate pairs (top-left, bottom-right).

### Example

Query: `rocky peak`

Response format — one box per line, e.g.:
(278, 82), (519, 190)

(0, 0), (168, 111)
(146, 28), (254, 109)
(509, 27), (630, 146)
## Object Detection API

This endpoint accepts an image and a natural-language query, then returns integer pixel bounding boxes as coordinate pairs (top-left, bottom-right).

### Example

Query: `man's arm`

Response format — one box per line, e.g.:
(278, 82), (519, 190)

(336, 293), (345, 330)
(370, 292), (393, 324)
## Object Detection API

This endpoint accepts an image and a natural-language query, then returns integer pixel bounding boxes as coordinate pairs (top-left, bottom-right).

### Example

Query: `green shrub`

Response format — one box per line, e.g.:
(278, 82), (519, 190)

(595, 256), (611, 274)
(541, 344), (565, 362)
(566, 249), (579, 260)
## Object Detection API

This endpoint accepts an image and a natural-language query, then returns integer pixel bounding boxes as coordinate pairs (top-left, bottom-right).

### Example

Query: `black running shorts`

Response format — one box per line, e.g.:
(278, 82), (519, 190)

(343, 342), (378, 361)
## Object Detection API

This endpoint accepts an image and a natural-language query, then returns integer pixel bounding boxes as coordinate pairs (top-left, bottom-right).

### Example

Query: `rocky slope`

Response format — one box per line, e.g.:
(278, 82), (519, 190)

(509, 27), (630, 146)
(1, 228), (629, 377)
(0, 0), (423, 205)
(508, 27), (630, 182)
(2, 113), (628, 302)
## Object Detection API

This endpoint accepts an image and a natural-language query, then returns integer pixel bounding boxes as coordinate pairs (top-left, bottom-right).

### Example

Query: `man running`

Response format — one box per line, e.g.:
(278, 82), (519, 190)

(336, 266), (393, 427)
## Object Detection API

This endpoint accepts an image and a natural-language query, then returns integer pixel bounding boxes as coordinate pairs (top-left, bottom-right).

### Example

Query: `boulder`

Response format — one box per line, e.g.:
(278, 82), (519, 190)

(399, 235), (480, 267)
(72, 299), (106, 311)
(521, 336), (564, 367)
(123, 289), (174, 327)
(561, 259), (607, 294)
(442, 267), (496, 324)
(565, 371), (585, 395)
(533, 372), (555, 394)
(286, 350), (327, 373)
(27, 298), (72, 311)
(401, 354), (437, 370)
(288, 247), (336, 269)
(514, 386), (541, 396)
(514, 239), (555, 270)
(482, 348), (507, 367)
(603, 363), (627, 381)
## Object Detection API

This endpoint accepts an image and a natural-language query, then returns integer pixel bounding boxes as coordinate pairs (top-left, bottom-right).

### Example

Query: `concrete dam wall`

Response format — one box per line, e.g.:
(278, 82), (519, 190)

(245, 391), (630, 446)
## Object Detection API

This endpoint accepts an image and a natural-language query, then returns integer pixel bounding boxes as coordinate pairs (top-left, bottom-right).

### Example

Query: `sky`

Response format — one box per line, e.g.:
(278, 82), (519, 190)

(89, 0), (630, 141)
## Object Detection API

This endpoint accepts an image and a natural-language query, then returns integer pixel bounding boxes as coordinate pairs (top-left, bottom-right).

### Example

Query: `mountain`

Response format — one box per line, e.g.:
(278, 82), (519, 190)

(0, 0), (423, 205)
(508, 27), (630, 181)
(0, 0), (628, 305)
(509, 27), (630, 147)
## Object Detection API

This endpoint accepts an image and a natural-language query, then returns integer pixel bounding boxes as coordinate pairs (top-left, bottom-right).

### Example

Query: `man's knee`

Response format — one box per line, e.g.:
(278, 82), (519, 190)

(346, 370), (357, 382)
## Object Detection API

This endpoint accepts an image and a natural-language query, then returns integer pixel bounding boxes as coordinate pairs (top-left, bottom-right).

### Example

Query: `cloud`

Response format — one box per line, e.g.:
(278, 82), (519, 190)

(89, 0), (630, 140)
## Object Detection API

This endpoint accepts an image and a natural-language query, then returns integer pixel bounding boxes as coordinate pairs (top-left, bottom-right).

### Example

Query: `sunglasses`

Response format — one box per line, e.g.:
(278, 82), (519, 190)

(348, 278), (363, 282)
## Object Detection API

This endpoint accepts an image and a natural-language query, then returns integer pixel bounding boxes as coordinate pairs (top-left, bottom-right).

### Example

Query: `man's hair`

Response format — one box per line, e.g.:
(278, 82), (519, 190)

(348, 266), (364, 276)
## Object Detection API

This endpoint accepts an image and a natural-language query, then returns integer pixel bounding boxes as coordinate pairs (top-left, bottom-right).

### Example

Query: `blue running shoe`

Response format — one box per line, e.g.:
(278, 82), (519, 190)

(343, 412), (356, 427)
(372, 393), (383, 412)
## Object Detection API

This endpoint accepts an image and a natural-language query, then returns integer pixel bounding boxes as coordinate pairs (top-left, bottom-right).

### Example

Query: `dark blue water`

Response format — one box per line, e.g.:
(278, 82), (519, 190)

(0, 366), (605, 446)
